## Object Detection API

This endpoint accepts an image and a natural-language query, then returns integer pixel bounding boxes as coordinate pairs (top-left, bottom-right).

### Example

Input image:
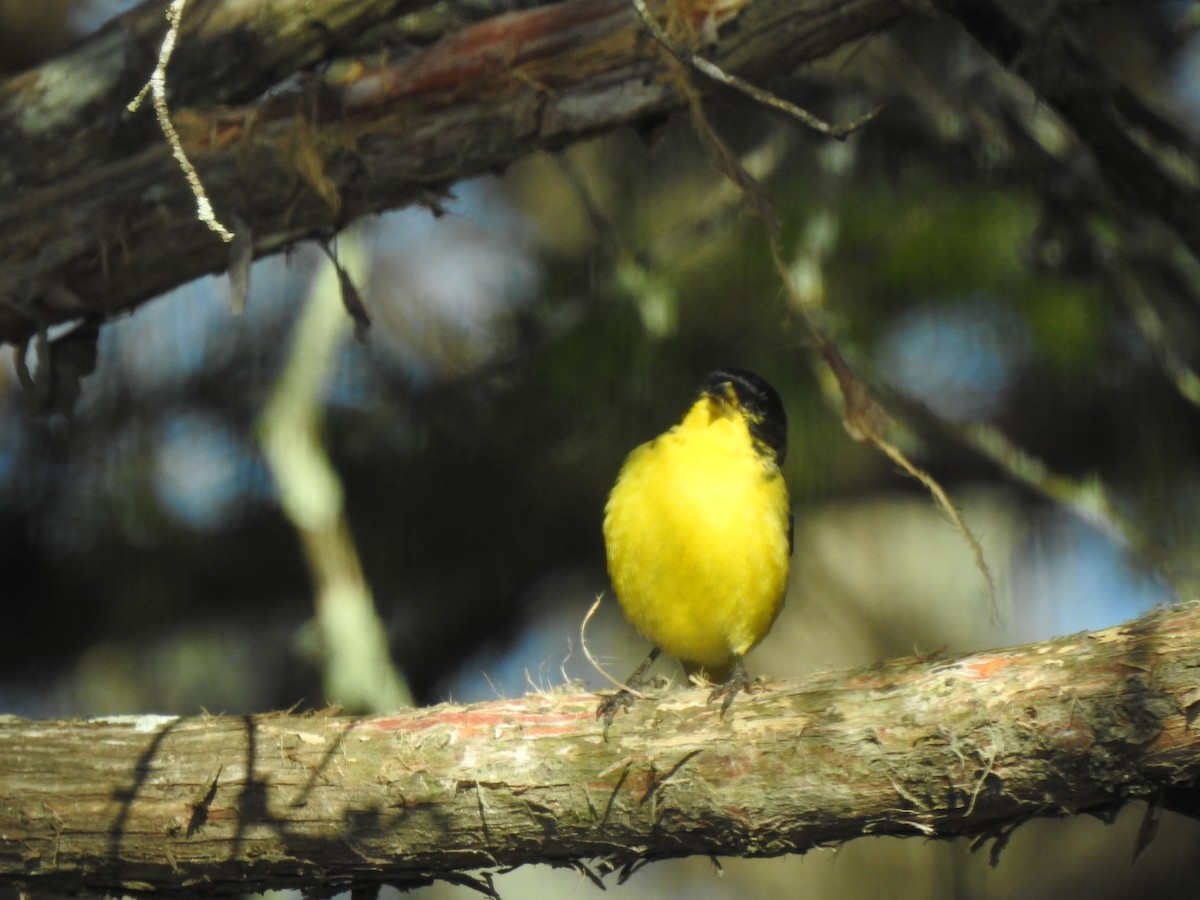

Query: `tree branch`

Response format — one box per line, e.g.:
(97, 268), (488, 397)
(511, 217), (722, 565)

(0, 0), (905, 346)
(4, 602), (1200, 895)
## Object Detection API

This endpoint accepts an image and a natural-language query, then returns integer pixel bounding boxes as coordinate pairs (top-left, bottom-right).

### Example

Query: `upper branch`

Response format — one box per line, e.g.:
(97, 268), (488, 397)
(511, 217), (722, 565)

(3, 602), (1200, 895)
(0, 0), (905, 346)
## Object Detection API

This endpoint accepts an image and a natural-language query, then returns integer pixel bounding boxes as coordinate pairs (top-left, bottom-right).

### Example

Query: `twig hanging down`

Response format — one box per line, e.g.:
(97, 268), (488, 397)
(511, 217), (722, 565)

(783, 254), (1002, 624)
(129, 0), (235, 243)
(629, 0), (882, 139)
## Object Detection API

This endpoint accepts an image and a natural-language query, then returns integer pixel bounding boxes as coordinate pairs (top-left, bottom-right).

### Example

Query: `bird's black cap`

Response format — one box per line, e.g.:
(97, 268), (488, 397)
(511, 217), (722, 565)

(700, 368), (788, 464)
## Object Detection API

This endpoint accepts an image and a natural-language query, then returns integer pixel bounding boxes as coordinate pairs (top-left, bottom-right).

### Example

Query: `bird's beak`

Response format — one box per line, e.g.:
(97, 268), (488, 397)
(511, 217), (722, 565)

(704, 381), (738, 410)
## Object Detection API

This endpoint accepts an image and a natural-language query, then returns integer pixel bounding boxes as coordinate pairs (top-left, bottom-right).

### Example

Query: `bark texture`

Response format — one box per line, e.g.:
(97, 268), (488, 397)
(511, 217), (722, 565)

(3, 603), (1200, 895)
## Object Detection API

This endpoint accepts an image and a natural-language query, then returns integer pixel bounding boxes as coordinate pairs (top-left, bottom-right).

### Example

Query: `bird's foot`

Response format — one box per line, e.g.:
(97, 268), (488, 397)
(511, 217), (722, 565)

(706, 657), (759, 720)
(596, 647), (662, 740)
(596, 689), (635, 739)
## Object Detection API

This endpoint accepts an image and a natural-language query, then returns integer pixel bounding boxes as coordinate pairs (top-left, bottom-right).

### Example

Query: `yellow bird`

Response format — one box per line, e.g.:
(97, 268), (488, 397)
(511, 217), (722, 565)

(600, 368), (792, 727)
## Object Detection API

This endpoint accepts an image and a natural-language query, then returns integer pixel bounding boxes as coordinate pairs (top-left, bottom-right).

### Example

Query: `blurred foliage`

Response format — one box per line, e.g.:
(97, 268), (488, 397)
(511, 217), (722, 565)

(3, 0), (1200, 895)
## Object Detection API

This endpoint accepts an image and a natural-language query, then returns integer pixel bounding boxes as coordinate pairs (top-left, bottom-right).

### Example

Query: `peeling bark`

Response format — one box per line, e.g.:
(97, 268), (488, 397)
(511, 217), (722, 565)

(3, 603), (1200, 895)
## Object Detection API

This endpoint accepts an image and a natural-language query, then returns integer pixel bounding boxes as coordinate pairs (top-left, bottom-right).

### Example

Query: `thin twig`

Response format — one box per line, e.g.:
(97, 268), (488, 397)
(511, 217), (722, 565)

(629, 0), (882, 139)
(581, 597), (651, 699)
(129, 0), (235, 243)
(877, 435), (1001, 624)
(771, 243), (1002, 624)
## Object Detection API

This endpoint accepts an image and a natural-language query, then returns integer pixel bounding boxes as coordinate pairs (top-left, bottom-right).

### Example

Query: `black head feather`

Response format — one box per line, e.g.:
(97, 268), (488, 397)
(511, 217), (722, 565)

(699, 368), (788, 465)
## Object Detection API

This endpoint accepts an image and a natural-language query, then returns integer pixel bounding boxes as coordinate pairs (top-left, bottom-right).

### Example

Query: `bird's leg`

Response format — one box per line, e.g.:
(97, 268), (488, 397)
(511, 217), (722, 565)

(597, 646), (662, 738)
(707, 655), (754, 720)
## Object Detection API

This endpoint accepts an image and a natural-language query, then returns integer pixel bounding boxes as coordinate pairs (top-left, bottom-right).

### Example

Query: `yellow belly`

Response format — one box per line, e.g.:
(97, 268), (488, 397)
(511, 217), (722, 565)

(603, 416), (791, 676)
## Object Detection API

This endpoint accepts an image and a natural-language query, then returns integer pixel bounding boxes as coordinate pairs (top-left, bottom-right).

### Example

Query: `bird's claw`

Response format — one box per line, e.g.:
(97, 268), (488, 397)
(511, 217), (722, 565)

(706, 660), (759, 720)
(597, 689), (635, 740)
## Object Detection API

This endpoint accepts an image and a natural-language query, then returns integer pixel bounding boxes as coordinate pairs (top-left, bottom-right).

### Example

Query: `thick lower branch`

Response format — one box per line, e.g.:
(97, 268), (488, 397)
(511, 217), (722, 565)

(3, 603), (1200, 895)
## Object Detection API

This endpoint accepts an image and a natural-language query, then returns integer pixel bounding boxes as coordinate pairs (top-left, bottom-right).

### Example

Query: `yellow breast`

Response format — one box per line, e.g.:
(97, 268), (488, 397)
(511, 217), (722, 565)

(603, 400), (791, 676)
